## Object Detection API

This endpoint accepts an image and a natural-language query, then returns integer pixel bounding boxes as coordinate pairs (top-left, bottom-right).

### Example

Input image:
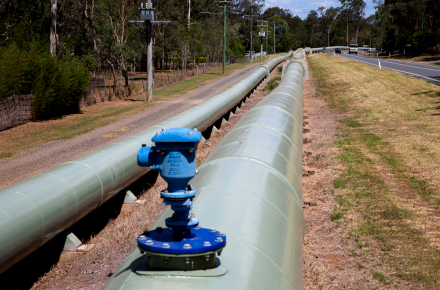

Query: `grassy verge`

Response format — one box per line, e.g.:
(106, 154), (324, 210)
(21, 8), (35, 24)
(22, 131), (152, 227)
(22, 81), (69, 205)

(308, 53), (440, 288)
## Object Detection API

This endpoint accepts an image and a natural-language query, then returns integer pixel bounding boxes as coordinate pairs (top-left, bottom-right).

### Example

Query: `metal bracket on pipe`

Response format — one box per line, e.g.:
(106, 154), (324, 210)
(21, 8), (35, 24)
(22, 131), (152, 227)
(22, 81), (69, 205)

(285, 61), (306, 76)
(257, 65), (270, 77)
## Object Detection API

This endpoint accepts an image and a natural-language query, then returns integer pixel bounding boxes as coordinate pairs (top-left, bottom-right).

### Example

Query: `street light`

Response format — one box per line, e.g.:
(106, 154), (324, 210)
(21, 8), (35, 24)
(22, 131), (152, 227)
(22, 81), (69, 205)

(257, 20), (268, 58)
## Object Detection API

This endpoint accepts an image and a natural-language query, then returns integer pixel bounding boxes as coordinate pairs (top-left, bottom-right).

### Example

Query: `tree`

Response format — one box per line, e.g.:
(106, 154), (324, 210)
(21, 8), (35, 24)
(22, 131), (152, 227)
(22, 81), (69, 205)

(340, 0), (366, 44)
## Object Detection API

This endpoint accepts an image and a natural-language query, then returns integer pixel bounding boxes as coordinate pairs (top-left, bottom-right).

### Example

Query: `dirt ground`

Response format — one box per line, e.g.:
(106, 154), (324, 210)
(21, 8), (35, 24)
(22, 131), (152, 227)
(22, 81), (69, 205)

(28, 67), (282, 290)
(302, 70), (386, 289)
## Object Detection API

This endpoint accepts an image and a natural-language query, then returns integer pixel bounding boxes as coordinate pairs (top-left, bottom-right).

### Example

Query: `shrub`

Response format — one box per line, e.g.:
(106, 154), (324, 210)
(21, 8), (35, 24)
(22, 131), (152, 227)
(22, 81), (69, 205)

(0, 41), (89, 120)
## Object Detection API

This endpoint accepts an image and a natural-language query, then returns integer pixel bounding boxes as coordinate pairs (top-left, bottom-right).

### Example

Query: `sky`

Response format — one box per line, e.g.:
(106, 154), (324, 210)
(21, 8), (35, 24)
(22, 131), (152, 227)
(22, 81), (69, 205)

(264, 0), (378, 19)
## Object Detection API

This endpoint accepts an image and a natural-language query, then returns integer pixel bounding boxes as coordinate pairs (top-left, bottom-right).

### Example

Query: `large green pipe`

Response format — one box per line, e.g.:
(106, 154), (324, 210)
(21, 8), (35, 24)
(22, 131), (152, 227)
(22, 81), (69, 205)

(102, 61), (305, 290)
(0, 53), (291, 275)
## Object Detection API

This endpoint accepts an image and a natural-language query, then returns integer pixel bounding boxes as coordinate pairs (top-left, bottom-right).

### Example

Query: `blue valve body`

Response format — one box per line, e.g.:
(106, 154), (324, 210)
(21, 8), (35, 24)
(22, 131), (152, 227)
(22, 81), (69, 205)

(136, 128), (225, 256)
(137, 128), (201, 196)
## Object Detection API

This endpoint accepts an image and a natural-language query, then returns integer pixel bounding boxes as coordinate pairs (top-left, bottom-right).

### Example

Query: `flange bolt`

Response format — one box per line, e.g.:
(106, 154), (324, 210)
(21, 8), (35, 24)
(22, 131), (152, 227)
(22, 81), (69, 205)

(217, 232), (225, 237)
(139, 235), (146, 240)
(203, 241), (211, 247)
(156, 131), (161, 136)
(146, 240), (153, 245)
(210, 228), (216, 233)
(205, 255), (210, 261)
(183, 244), (192, 249)
(215, 237), (223, 242)
(162, 243), (170, 248)
(188, 132), (193, 136)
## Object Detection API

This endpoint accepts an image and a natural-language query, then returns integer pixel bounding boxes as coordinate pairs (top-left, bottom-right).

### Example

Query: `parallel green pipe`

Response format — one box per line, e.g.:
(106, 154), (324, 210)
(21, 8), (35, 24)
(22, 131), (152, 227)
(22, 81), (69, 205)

(0, 53), (291, 275)
(305, 46), (350, 53)
(293, 51), (305, 58)
(103, 61), (305, 290)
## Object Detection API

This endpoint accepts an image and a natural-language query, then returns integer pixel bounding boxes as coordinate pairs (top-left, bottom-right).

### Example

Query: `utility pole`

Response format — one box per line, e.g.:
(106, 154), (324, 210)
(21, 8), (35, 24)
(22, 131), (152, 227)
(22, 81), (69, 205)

(129, 1), (170, 102)
(223, 2), (226, 73)
(272, 22), (278, 54)
(202, 6), (229, 74)
(250, 2), (253, 62)
(215, 1), (231, 74)
(327, 25), (331, 47)
(50, 0), (57, 55)
(244, 4), (258, 62)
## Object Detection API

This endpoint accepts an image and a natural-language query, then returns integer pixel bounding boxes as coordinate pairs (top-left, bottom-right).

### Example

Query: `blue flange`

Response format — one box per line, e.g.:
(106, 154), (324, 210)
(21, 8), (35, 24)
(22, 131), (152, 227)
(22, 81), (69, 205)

(137, 227), (226, 254)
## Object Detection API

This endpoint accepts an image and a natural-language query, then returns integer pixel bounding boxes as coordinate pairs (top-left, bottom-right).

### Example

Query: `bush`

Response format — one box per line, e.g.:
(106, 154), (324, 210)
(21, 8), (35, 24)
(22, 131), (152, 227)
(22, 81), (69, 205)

(0, 41), (89, 120)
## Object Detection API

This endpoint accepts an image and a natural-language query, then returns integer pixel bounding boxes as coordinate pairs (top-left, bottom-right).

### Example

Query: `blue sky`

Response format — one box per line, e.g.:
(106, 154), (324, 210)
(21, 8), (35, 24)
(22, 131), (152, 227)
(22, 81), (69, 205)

(264, 0), (378, 19)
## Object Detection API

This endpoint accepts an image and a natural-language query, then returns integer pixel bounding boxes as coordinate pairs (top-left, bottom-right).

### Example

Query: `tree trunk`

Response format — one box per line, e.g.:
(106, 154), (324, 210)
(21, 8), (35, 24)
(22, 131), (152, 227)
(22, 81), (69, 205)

(50, 0), (57, 55)
(346, 15), (349, 46)
(162, 26), (165, 73)
(122, 70), (129, 86)
(355, 25), (359, 44)
(108, 61), (117, 94)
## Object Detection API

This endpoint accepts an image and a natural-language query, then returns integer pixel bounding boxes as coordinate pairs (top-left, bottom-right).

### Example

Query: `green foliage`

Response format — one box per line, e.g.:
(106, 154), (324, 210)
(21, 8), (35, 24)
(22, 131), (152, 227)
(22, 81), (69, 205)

(0, 41), (89, 120)
(82, 55), (98, 71)
(263, 77), (281, 92)
(229, 38), (246, 57)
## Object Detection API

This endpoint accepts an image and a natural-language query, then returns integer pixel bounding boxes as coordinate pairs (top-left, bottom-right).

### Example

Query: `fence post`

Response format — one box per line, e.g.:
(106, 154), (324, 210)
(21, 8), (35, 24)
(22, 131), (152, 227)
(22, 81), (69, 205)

(103, 77), (107, 101)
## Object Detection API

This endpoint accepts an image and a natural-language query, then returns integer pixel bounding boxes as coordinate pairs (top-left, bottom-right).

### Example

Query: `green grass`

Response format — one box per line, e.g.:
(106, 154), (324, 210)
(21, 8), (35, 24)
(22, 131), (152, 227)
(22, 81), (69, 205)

(330, 212), (344, 221)
(308, 53), (440, 288)
(372, 270), (390, 283)
(263, 77), (281, 93)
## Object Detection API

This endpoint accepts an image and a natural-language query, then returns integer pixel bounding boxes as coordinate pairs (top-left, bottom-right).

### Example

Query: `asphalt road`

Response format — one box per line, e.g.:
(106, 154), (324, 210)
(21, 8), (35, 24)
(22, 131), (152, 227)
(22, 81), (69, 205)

(335, 52), (440, 86)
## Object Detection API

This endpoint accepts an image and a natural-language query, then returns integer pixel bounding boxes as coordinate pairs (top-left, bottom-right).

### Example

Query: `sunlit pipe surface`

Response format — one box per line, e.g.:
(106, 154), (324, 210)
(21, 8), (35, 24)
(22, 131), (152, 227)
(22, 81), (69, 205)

(103, 61), (305, 290)
(0, 53), (291, 275)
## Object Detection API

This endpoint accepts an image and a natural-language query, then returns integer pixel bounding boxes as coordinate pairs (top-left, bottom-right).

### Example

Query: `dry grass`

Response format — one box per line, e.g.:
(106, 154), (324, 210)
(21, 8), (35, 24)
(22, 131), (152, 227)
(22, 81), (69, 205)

(308, 53), (440, 288)
(30, 65), (281, 290)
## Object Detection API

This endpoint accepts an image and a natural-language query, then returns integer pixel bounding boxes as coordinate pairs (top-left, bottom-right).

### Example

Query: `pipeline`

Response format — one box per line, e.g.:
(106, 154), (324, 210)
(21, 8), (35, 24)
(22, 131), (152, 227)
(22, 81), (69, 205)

(103, 60), (306, 290)
(0, 53), (292, 275)
(305, 46), (350, 53)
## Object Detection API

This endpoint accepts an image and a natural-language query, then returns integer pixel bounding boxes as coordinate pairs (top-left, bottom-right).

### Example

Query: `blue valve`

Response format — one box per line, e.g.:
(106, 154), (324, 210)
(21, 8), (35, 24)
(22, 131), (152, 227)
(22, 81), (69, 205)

(136, 128), (226, 267)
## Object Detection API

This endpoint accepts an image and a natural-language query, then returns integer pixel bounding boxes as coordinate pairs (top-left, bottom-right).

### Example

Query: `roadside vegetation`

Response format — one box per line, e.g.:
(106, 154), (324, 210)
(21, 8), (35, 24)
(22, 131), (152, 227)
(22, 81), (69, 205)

(308, 53), (440, 288)
(0, 40), (89, 119)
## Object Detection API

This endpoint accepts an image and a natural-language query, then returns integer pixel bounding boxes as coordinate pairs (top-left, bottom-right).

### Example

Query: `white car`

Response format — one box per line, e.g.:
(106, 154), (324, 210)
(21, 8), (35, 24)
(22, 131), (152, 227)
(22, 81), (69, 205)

(349, 44), (358, 54)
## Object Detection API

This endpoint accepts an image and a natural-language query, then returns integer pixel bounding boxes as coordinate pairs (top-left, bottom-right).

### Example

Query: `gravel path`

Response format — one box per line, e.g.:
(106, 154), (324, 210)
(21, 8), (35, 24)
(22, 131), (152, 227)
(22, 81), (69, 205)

(0, 64), (260, 189)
